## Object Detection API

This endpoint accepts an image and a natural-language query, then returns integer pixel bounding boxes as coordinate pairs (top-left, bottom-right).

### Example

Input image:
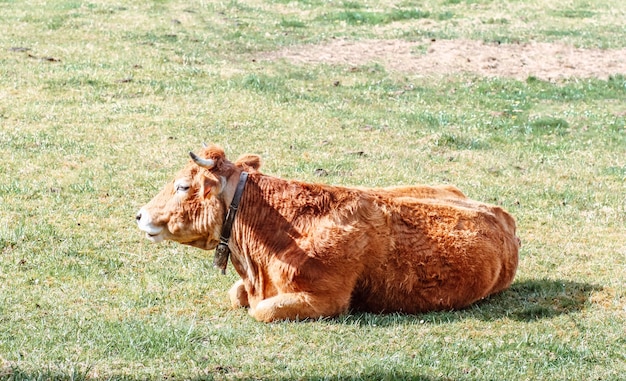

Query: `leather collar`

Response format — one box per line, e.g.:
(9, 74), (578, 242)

(214, 171), (248, 274)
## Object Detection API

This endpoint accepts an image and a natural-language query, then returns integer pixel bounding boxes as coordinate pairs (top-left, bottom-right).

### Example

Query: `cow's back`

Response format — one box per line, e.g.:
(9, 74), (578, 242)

(351, 196), (520, 313)
(363, 184), (467, 200)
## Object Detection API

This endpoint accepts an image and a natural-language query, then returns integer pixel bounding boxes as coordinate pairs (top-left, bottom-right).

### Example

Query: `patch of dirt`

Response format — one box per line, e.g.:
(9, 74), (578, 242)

(261, 39), (626, 81)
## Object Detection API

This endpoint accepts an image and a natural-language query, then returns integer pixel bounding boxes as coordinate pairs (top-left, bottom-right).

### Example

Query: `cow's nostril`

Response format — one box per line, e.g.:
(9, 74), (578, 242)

(135, 212), (142, 222)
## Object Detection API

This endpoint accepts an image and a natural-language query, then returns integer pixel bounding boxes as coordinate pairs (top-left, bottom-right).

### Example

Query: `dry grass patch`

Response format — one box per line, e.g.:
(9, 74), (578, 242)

(261, 38), (626, 81)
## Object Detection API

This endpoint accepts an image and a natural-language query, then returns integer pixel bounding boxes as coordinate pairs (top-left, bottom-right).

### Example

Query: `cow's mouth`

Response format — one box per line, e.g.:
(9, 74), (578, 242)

(139, 225), (165, 242)
(140, 227), (164, 239)
(145, 231), (164, 243)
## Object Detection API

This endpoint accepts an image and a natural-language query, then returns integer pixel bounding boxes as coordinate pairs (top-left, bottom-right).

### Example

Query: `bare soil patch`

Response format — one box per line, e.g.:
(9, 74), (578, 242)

(261, 39), (626, 81)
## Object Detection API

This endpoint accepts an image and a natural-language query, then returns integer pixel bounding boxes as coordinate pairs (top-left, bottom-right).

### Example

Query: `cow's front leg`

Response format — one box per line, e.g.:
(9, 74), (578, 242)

(228, 279), (249, 308)
(250, 292), (349, 322)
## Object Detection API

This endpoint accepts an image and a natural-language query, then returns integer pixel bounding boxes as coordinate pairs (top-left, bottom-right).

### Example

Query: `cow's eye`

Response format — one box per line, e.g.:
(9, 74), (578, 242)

(175, 184), (190, 193)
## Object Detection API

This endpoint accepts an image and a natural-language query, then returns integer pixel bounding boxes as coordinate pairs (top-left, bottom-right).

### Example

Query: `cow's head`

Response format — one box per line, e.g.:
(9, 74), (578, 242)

(136, 144), (260, 249)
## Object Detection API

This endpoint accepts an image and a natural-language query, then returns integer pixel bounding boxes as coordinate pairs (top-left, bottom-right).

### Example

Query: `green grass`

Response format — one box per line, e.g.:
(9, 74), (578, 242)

(1, 0), (625, 380)
(320, 9), (433, 25)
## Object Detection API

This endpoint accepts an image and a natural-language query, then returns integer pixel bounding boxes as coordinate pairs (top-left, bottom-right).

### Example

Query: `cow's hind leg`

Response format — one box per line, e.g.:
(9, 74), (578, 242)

(250, 292), (348, 322)
(228, 279), (249, 309)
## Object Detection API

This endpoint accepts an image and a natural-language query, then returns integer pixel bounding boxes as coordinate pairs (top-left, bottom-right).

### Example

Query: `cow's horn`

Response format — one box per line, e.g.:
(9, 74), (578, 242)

(189, 151), (215, 169)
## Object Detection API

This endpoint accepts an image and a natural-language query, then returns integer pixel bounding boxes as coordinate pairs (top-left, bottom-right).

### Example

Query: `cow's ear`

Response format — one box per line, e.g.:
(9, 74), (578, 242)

(201, 173), (221, 199)
(235, 154), (261, 172)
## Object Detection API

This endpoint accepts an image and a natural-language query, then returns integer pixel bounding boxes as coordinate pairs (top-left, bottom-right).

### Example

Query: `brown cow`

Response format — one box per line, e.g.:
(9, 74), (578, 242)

(136, 145), (520, 322)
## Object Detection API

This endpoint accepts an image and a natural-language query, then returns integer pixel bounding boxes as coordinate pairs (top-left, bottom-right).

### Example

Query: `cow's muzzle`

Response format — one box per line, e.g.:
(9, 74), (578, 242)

(136, 207), (165, 243)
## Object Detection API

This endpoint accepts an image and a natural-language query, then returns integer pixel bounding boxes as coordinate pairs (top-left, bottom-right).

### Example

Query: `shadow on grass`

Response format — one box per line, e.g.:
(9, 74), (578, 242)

(338, 278), (602, 326)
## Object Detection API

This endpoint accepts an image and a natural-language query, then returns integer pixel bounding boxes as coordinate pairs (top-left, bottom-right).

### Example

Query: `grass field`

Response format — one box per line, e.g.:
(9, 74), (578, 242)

(1, 0), (625, 380)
